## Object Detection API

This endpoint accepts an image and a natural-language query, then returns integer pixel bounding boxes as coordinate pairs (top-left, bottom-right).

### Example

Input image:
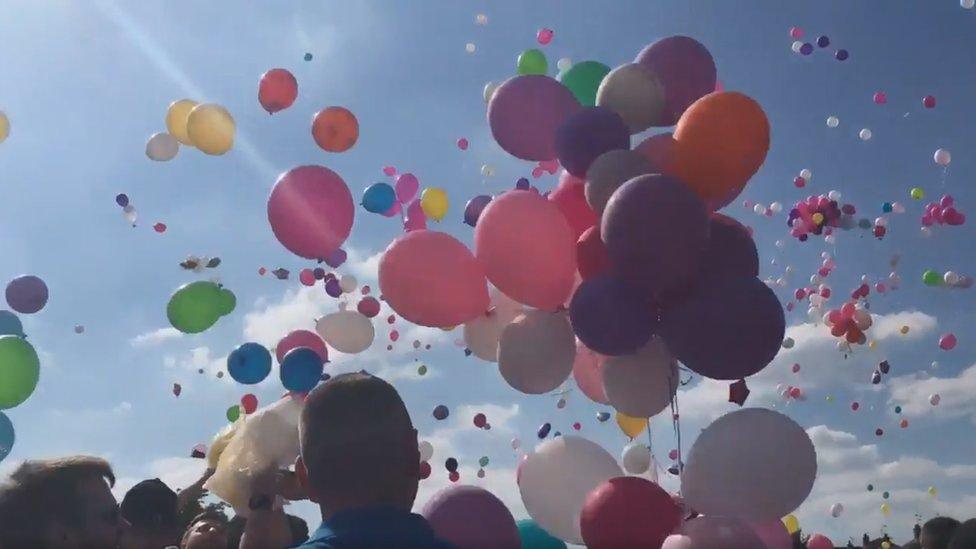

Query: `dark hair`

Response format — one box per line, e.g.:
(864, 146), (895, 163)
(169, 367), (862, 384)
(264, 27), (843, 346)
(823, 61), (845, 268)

(949, 519), (976, 549)
(923, 516), (961, 549)
(121, 478), (178, 531)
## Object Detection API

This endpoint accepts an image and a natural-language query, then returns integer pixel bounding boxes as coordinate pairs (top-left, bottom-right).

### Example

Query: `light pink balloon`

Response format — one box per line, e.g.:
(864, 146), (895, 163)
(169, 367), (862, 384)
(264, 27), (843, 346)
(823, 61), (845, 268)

(276, 330), (329, 364)
(807, 534), (833, 549)
(572, 341), (608, 404)
(474, 190), (577, 310)
(395, 173), (420, 203)
(379, 230), (489, 327)
(750, 520), (792, 549)
(267, 165), (354, 260)
(404, 199), (427, 232)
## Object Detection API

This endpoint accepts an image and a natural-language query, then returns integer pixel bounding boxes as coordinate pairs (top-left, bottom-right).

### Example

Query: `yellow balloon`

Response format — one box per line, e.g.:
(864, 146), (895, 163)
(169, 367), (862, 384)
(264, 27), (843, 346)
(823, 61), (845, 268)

(812, 212), (825, 225)
(880, 502), (891, 516)
(166, 99), (198, 145)
(882, 542), (891, 549)
(868, 340), (877, 350)
(928, 485), (938, 497)
(420, 187), (449, 221)
(0, 111), (9, 143)
(782, 514), (800, 534)
(615, 411), (647, 439)
(186, 103), (235, 155)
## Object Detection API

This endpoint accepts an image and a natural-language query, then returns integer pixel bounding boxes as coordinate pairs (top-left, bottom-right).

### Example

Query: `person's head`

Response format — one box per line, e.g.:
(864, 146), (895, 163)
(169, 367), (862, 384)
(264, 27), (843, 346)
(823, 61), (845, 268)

(119, 478), (179, 548)
(179, 511), (227, 549)
(0, 455), (125, 549)
(948, 518), (976, 549)
(298, 372), (419, 516)
(287, 513), (309, 545)
(922, 516), (961, 549)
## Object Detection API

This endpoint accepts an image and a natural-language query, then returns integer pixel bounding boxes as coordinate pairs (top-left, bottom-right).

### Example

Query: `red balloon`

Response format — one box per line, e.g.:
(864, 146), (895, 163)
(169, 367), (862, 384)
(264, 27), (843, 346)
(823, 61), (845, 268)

(580, 476), (681, 548)
(258, 68), (298, 114)
(240, 393), (258, 414)
(549, 171), (598, 239)
(312, 106), (359, 153)
(473, 413), (487, 428)
(576, 226), (610, 281)
(357, 296), (381, 318)
(420, 461), (432, 480)
(276, 330), (328, 364)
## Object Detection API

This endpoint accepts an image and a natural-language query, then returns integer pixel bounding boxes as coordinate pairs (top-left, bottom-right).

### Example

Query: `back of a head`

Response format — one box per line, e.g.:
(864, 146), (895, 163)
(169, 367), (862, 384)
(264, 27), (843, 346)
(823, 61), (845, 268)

(923, 516), (961, 549)
(121, 478), (178, 533)
(948, 519), (976, 549)
(300, 372), (420, 507)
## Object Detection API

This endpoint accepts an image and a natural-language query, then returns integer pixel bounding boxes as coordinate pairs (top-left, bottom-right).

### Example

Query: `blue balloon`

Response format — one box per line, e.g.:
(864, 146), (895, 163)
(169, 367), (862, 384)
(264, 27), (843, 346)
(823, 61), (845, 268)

(0, 412), (13, 463)
(280, 347), (324, 392)
(227, 342), (272, 385)
(362, 183), (397, 214)
(0, 311), (24, 337)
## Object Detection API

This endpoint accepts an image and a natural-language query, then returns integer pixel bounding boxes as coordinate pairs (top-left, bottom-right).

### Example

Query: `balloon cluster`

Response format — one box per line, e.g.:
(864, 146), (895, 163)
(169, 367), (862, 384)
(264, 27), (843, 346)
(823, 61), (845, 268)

(362, 172), (448, 228)
(787, 193), (856, 241)
(789, 29), (849, 61)
(823, 301), (872, 345)
(115, 193), (138, 226)
(921, 194), (966, 227)
(163, 99), (236, 157)
(923, 269), (973, 289)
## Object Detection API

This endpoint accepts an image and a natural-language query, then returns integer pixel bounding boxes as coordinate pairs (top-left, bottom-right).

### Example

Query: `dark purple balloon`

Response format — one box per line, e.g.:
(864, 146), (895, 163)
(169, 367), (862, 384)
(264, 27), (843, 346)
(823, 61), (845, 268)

(660, 276), (785, 380)
(537, 422), (552, 439)
(816, 35), (830, 48)
(569, 274), (657, 356)
(515, 177), (530, 190)
(463, 194), (492, 227)
(601, 175), (709, 299)
(488, 75), (581, 161)
(323, 248), (347, 268)
(635, 36), (717, 126)
(799, 43), (814, 56)
(324, 277), (342, 297)
(5, 275), (49, 314)
(703, 213), (759, 280)
(115, 193), (129, 207)
(555, 107), (630, 178)
(835, 49), (849, 61)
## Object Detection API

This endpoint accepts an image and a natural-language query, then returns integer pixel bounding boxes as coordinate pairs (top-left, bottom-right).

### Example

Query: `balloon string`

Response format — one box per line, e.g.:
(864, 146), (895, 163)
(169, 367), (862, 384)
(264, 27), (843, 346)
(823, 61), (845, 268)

(668, 370), (683, 493)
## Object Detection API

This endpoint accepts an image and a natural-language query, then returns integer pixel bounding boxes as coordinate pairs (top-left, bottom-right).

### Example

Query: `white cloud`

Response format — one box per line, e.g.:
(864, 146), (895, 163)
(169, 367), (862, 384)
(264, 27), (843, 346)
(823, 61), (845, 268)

(242, 287), (335, 349)
(164, 346), (226, 377)
(344, 247), (383, 282)
(130, 327), (182, 348)
(113, 456), (208, 500)
(888, 363), (976, 422)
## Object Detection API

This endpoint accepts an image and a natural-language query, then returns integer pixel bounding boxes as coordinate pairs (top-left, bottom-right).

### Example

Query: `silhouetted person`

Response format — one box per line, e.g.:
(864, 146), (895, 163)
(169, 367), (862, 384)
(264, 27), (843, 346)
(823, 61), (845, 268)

(922, 517), (961, 549)
(948, 519), (976, 549)
(120, 478), (180, 548)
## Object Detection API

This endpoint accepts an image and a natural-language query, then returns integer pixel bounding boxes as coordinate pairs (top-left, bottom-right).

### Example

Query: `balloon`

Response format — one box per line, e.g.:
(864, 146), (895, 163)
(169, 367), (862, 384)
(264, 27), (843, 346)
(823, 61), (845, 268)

(123, 204), (138, 225)
(596, 63), (665, 132)
(483, 81), (498, 104)
(165, 99), (198, 145)
(379, 231), (489, 327)
(940, 333), (957, 350)
(422, 485), (520, 549)
(555, 106), (630, 178)
(433, 405), (449, 420)
(357, 297), (381, 318)
(315, 309), (375, 354)
(517, 519), (567, 549)
(576, 226), (610, 281)
(808, 534), (834, 549)
(635, 36), (716, 125)
(830, 502), (844, 517)
(362, 183), (396, 213)
(420, 187), (449, 221)
(226, 405), (241, 422)
(338, 275), (357, 294)
(781, 514), (799, 534)
(750, 520), (792, 549)
(267, 165), (354, 260)
(572, 341), (608, 404)
(517, 49), (548, 75)
(0, 336), (39, 409)
(672, 516), (765, 549)
(0, 412), (12, 462)
(240, 394), (258, 414)
(518, 436), (622, 544)
(463, 289), (523, 362)
(558, 61), (610, 107)
(0, 111), (8, 144)
(602, 337), (678, 418)
(166, 281), (233, 334)
(258, 68), (298, 114)
(227, 342), (272, 385)
(615, 412), (646, 439)
(569, 275), (657, 356)
(859, 128), (873, 141)
(498, 310), (575, 394)
(584, 150), (654, 215)
(682, 409), (817, 522)
(403, 199), (427, 232)
(704, 213), (759, 279)
(145, 132), (179, 161)
(621, 443), (652, 475)
(660, 276), (784, 380)
(395, 173), (420, 203)
(488, 75), (581, 161)
(634, 132), (677, 175)
(463, 195), (492, 227)
(280, 347), (324, 393)
(934, 148), (951, 166)
(311, 106), (359, 152)
(5, 275), (48, 315)
(671, 92), (770, 210)
(601, 175), (708, 299)
(549, 172), (598, 239)
(475, 191), (576, 310)
(186, 103), (235, 155)
(275, 330), (328, 364)
(115, 193), (129, 207)
(580, 476), (681, 549)
(418, 440), (434, 462)
(0, 311), (23, 337)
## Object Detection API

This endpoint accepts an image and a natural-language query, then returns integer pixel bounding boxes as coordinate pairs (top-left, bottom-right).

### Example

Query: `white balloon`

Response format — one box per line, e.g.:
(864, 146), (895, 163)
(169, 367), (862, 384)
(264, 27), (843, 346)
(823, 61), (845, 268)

(556, 57), (572, 71)
(930, 393), (941, 405)
(123, 204), (137, 225)
(621, 443), (652, 475)
(827, 190), (841, 201)
(830, 502), (844, 517)
(671, 516), (765, 549)
(753, 204), (765, 215)
(964, 0), (976, 9)
(682, 408), (817, 522)
(463, 288), (523, 362)
(146, 132), (179, 161)
(418, 440), (434, 462)
(483, 81), (497, 104)
(934, 148), (952, 166)
(315, 310), (375, 354)
(892, 201), (906, 213)
(511, 437), (521, 450)
(338, 274), (358, 293)
(596, 63), (665, 133)
(769, 202), (783, 213)
(465, 42), (476, 53)
(824, 234), (837, 245)
(481, 164), (495, 177)
(826, 116), (839, 128)
(874, 217), (887, 227)
(585, 150), (653, 214)
(944, 271), (960, 286)
(498, 310), (575, 394)
(790, 41), (803, 53)
(602, 337), (678, 418)
(921, 226), (933, 238)
(799, 168), (812, 180)
(475, 13), (488, 24)
(859, 128), (873, 141)
(519, 436), (622, 544)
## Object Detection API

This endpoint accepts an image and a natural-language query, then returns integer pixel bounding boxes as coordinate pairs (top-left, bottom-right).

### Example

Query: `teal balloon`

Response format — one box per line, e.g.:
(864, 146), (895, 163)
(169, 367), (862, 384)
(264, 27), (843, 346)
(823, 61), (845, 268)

(167, 281), (233, 334)
(558, 61), (610, 106)
(0, 311), (24, 337)
(362, 183), (396, 213)
(517, 519), (566, 549)
(0, 412), (13, 462)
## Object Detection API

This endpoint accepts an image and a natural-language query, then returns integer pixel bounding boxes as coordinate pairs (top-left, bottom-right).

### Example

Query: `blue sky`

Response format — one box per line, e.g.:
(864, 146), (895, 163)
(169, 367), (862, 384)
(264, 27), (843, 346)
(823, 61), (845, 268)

(2, 0), (976, 544)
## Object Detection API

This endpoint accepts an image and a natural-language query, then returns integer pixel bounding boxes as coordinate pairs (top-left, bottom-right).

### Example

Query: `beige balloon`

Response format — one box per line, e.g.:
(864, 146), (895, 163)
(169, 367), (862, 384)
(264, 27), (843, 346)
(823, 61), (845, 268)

(145, 132), (179, 161)
(498, 309), (575, 394)
(166, 99), (198, 145)
(585, 150), (653, 214)
(187, 103), (235, 155)
(602, 336), (678, 418)
(315, 310), (374, 354)
(0, 111), (9, 144)
(463, 288), (524, 362)
(596, 63), (665, 133)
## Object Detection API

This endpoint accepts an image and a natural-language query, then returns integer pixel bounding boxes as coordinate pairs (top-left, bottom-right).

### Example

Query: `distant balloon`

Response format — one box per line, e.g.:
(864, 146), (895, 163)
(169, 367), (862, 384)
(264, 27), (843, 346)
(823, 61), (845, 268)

(258, 68), (298, 114)
(362, 183), (397, 214)
(315, 309), (374, 354)
(312, 106), (359, 152)
(145, 132), (179, 161)
(227, 342), (272, 384)
(0, 111), (8, 144)
(5, 275), (49, 314)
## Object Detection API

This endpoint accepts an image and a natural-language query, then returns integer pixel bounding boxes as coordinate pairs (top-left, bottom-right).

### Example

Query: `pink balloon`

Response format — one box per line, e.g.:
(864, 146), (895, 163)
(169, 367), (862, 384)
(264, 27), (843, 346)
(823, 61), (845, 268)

(572, 341), (608, 404)
(276, 330), (328, 364)
(488, 75), (581, 161)
(475, 190), (577, 310)
(383, 201), (402, 218)
(379, 230), (489, 327)
(267, 166), (354, 260)
(807, 534), (833, 549)
(750, 520), (792, 549)
(299, 269), (316, 286)
(940, 333), (957, 350)
(549, 171), (598, 240)
(404, 199), (427, 232)
(383, 166), (397, 176)
(396, 173), (420, 203)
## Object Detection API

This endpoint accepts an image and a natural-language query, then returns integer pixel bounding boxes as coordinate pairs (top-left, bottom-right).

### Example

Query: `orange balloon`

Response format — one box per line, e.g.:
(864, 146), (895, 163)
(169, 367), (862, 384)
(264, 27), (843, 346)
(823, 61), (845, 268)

(672, 92), (769, 210)
(312, 106), (359, 152)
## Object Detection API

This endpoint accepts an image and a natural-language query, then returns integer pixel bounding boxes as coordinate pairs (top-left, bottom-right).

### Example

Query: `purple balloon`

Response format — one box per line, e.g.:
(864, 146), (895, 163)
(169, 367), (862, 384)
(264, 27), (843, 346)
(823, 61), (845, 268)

(324, 277), (342, 298)
(602, 175), (709, 299)
(5, 275), (49, 315)
(323, 248), (347, 268)
(660, 276), (784, 380)
(635, 36), (716, 126)
(422, 485), (520, 549)
(515, 177), (530, 190)
(555, 107), (631, 178)
(569, 275), (657, 356)
(704, 214), (758, 280)
(488, 75), (581, 161)
(115, 193), (129, 207)
(463, 195), (492, 227)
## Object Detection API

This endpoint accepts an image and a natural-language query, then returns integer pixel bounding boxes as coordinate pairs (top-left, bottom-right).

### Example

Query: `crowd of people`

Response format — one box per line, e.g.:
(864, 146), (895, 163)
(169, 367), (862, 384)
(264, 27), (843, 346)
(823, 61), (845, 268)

(0, 372), (972, 549)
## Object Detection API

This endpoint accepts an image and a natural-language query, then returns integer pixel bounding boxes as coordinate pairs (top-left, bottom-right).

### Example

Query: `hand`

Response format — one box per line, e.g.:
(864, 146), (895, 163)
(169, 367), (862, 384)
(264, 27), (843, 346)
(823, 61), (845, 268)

(177, 467), (215, 511)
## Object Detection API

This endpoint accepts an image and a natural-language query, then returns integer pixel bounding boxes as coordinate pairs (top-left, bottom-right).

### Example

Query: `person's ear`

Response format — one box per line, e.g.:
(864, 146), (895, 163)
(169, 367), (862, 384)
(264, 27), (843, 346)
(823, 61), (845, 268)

(295, 456), (319, 504)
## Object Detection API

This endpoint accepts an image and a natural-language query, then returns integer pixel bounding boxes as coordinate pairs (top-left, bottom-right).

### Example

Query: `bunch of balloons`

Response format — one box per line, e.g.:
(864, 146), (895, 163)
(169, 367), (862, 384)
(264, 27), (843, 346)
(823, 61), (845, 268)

(922, 269), (973, 289)
(922, 194), (966, 227)
(787, 194), (857, 241)
(361, 172), (448, 227)
(164, 99), (235, 156)
(115, 193), (138, 226)
(823, 301), (872, 345)
(167, 281), (236, 334)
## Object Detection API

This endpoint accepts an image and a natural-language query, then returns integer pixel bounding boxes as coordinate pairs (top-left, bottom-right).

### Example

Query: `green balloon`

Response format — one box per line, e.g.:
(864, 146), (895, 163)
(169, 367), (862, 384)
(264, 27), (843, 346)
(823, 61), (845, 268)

(167, 281), (228, 334)
(517, 519), (566, 549)
(922, 270), (943, 286)
(558, 61), (610, 106)
(479, 455), (489, 467)
(226, 404), (241, 422)
(517, 49), (548, 76)
(0, 336), (40, 409)
(217, 288), (237, 316)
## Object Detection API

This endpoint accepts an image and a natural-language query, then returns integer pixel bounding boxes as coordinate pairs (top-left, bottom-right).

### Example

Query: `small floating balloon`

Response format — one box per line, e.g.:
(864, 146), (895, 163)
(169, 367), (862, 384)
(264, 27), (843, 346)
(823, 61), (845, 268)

(463, 195), (492, 227)
(167, 281), (235, 334)
(362, 182), (397, 213)
(312, 106), (359, 152)
(5, 276), (48, 315)
(536, 28), (554, 45)
(616, 412), (646, 439)
(518, 49), (548, 75)
(145, 132), (179, 161)
(420, 188), (449, 221)
(934, 148), (952, 166)
(923, 95), (937, 108)
(859, 128), (873, 141)
(226, 405), (241, 422)
(258, 68), (298, 114)
(186, 103), (235, 155)
(826, 116), (839, 128)
(240, 393), (258, 414)
(280, 347), (324, 392)
(939, 333), (957, 350)
(227, 342), (272, 384)
(433, 404), (450, 420)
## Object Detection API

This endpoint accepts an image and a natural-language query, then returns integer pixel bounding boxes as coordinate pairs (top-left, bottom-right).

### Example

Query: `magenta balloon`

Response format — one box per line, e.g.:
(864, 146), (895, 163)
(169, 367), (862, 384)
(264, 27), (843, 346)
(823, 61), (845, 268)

(572, 341), (608, 404)
(267, 166), (354, 260)
(704, 213), (758, 279)
(5, 275), (49, 314)
(395, 173), (420, 203)
(403, 199), (427, 232)
(276, 330), (328, 364)
(807, 534), (834, 549)
(422, 485), (520, 549)
(601, 175), (708, 299)
(379, 230), (489, 327)
(635, 36), (717, 126)
(569, 274), (657, 356)
(555, 107), (631, 178)
(488, 75), (581, 161)
(660, 276), (784, 380)
(750, 520), (792, 549)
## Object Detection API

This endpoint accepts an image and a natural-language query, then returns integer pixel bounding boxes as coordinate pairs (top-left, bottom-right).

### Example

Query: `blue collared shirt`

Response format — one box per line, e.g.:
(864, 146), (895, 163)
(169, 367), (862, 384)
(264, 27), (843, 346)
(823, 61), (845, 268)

(299, 506), (455, 548)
